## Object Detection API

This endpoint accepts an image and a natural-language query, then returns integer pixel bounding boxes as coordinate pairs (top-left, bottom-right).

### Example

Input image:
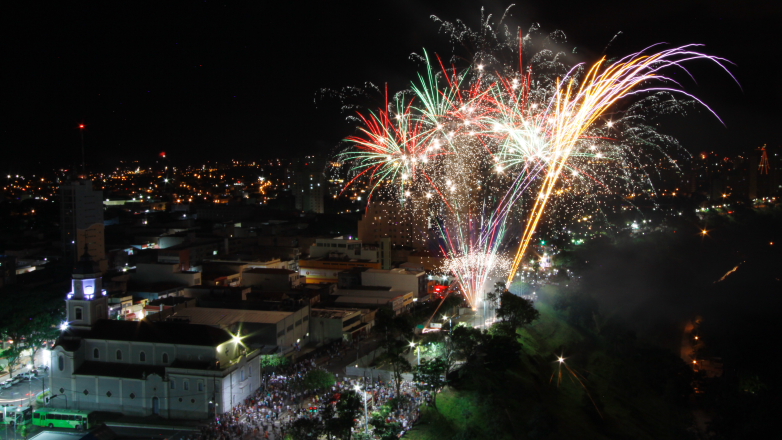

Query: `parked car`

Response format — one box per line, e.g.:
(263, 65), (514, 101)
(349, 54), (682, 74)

(0, 381), (12, 390)
(10, 376), (23, 385)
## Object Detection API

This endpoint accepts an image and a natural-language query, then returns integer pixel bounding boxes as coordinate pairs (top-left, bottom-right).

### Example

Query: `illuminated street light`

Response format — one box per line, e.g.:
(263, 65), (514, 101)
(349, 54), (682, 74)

(409, 341), (420, 366)
(59, 322), (69, 332)
(354, 382), (369, 434)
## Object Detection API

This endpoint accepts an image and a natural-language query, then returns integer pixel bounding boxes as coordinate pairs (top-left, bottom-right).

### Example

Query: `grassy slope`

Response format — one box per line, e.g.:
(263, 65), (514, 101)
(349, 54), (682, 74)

(407, 301), (692, 440)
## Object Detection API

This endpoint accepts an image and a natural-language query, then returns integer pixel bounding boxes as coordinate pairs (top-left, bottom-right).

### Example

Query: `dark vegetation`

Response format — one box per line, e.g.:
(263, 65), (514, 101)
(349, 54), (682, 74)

(410, 206), (782, 439)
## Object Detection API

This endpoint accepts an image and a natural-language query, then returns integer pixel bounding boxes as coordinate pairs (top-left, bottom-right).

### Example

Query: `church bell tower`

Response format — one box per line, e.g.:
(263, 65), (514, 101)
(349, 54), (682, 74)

(66, 247), (108, 329)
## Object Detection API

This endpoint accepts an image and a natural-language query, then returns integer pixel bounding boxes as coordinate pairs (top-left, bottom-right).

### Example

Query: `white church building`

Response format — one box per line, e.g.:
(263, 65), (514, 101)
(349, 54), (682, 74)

(49, 252), (261, 419)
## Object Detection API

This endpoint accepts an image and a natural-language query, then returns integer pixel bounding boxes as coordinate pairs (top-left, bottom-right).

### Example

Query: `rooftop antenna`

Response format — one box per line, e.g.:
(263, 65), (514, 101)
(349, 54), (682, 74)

(78, 123), (86, 178)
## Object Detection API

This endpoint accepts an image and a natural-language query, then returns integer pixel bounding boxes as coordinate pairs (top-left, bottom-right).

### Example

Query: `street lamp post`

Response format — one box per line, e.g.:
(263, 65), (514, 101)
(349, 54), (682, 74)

(409, 342), (420, 366)
(442, 314), (452, 333)
(355, 381), (369, 434)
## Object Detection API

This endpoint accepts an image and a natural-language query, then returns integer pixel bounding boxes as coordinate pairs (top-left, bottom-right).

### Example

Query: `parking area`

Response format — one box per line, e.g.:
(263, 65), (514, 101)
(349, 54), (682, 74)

(0, 371), (46, 406)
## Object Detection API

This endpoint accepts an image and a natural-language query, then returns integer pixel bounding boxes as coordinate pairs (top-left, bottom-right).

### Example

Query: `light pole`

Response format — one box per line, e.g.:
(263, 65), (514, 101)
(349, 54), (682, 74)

(354, 381), (369, 434)
(442, 314), (452, 333)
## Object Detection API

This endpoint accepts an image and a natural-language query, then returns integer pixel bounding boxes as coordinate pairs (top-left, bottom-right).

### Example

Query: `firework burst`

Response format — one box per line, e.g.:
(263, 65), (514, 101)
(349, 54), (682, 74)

(335, 7), (735, 310)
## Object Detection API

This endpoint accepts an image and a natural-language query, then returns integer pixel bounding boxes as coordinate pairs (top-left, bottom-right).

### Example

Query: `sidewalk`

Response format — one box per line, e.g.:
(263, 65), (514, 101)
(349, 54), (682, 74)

(102, 415), (203, 431)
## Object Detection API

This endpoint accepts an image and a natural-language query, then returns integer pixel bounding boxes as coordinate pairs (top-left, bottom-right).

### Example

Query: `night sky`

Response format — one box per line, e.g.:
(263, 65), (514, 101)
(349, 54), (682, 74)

(5, 0), (781, 171)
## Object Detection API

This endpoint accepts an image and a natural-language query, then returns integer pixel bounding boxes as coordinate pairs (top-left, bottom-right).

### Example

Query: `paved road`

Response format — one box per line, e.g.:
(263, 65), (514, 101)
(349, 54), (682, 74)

(0, 375), (45, 406)
(108, 426), (197, 440)
(0, 425), (197, 440)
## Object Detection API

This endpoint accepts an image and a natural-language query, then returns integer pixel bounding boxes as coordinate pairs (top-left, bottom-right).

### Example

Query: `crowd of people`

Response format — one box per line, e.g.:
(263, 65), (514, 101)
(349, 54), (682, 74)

(193, 341), (426, 440)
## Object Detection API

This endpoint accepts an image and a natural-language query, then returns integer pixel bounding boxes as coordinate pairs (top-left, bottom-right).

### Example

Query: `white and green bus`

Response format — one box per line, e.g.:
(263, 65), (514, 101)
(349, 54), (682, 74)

(32, 408), (94, 430)
(0, 406), (32, 428)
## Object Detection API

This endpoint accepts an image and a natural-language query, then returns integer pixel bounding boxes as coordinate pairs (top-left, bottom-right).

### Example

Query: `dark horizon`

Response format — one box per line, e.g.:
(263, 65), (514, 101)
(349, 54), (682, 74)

(5, 0), (781, 173)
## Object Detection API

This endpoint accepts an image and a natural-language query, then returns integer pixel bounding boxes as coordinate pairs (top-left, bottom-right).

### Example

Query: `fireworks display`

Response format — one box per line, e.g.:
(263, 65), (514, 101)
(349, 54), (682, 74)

(335, 7), (734, 310)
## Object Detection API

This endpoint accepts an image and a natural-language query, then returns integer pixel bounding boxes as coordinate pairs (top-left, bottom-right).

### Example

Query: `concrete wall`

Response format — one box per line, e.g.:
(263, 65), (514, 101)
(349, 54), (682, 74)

(49, 343), (261, 419)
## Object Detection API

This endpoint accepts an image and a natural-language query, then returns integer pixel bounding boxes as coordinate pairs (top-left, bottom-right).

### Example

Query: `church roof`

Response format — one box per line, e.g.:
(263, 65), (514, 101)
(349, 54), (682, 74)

(79, 319), (233, 347)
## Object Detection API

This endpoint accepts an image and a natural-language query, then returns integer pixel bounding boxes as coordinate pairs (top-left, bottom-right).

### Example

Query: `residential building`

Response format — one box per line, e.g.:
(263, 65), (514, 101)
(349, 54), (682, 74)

(291, 157), (325, 214)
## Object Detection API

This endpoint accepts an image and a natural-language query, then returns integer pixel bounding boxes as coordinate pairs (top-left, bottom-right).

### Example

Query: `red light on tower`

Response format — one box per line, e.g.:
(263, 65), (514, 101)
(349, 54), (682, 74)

(79, 124), (85, 129)
(159, 151), (166, 158)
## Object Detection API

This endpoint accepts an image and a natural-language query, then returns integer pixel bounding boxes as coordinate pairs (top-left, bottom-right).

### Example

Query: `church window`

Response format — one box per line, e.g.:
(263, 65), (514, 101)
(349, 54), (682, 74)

(93, 348), (99, 359)
(58, 355), (64, 371)
(162, 353), (169, 363)
(184, 380), (190, 391)
(139, 351), (146, 362)
(75, 308), (83, 320)
(116, 350), (122, 360)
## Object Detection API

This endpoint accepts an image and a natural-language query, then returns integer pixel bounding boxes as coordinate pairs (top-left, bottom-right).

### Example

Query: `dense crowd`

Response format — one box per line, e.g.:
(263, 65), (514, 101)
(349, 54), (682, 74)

(194, 341), (425, 440)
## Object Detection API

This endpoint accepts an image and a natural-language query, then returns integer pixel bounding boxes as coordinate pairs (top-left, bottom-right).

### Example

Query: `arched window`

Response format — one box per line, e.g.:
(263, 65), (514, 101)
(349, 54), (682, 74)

(116, 350), (122, 361)
(58, 355), (64, 371)
(93, 348), (99, 359)
(75, 308), (83, 320)
(139, 351), (146, 362)
(162, 353), (169, 363)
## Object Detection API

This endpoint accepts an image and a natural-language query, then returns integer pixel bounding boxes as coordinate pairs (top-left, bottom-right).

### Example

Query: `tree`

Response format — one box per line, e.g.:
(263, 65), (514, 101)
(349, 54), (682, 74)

(288, 417), (323, 440)
(369, 415), (402, 440)
(376, 340), (412, 398)
(324, 390), (362, 440)
(0, 287), (65, 375)
(495, 291), (539, 336)
(302, 369), (336, 391)
(0, 343), (24, 377)
(421, 331), (457, 377)
(0, 318), (27, 377)
(450, 325), (483, 362)
(26, 313), (61, 364)
(413, 357), (449, 408)
(373, 309), (414, 397)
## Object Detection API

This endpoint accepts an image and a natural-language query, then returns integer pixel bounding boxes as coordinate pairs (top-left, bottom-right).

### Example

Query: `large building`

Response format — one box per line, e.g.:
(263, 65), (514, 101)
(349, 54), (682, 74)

(60, 180), (107, 272)
(291, 157), (325, 214)
(361, 268), (428, 300)
(299, 237), (391, 283)
(357, 201), (431, 251)
(49, 254), (261, 419)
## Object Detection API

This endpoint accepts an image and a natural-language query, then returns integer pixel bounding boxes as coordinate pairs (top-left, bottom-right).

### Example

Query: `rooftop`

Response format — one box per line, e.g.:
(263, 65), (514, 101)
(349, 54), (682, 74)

(244, 268), (295, 275)
(64, 320), (233, 347)
(172, 307), (293, 326)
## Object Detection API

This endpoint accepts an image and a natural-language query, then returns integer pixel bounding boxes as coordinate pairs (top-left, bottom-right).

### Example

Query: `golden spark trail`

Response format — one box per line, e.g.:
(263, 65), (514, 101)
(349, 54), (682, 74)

(507, 51), (704, 284)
